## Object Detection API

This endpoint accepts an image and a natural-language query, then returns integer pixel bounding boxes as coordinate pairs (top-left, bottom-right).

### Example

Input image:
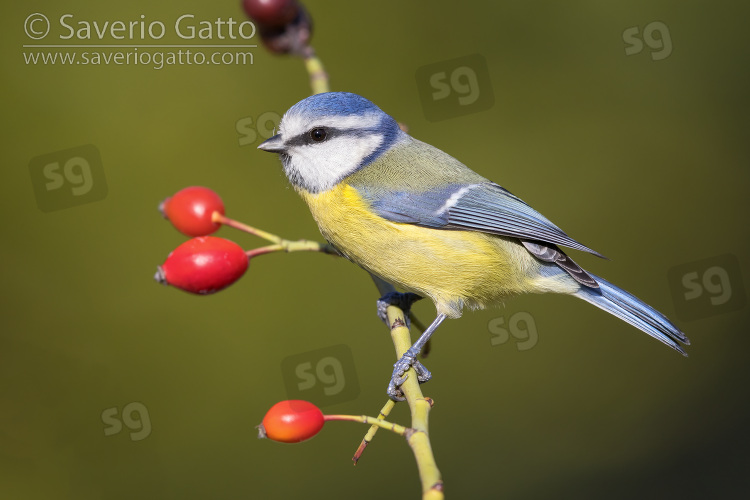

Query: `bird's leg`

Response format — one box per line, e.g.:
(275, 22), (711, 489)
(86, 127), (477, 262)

(387, 313), (447, 401)
(377, 292), (426, 400)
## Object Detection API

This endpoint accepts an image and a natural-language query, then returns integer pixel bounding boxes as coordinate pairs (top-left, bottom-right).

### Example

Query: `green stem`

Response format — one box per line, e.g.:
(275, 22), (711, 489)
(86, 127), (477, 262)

(385, 304), (444, 499)
(245, 245), (283, 259)
(302, 45), (329, 94)
(213, 213), (282, 244)
(352, 399), (397, 465)
(215, 212), (338, 256)
(324, 414), (411, 436)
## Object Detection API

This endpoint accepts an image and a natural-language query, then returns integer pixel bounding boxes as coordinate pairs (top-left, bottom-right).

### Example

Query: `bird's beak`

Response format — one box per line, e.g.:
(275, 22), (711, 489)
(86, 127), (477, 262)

(257, 134), (286, 154)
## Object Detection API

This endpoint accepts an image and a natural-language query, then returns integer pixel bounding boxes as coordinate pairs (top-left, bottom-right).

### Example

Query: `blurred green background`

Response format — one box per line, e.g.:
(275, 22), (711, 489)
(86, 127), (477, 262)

(2, 1), (749, 498)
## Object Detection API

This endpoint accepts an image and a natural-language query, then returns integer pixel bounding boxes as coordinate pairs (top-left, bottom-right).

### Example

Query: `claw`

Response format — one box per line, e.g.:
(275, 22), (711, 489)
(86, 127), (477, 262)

(412, 361), (432, 383)
(387, 383), (405, 401)
(386, 348), (431, 401)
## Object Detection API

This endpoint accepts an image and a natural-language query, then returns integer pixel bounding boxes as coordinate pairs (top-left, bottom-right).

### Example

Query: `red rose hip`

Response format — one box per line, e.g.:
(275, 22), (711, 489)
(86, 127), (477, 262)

(160, 186), (225, 237)
(155, 236), (248, 295)
(258, 400), (324, 443)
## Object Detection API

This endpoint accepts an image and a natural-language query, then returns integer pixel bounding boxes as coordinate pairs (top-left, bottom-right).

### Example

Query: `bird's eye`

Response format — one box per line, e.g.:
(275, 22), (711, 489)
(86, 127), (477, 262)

(310, 128), (327, 142)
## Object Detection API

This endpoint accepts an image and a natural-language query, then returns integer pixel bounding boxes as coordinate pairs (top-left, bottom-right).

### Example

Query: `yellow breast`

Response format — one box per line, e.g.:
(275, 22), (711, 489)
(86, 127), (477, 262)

(299, 183), (540, 317)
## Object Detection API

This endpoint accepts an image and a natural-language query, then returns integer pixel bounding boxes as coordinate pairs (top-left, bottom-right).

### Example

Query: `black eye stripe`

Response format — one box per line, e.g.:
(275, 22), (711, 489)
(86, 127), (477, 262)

(284, 126), (382, 147)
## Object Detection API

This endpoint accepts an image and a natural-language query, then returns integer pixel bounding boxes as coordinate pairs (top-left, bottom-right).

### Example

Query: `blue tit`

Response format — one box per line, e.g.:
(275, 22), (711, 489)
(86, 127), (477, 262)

(258, 91), (689, 400)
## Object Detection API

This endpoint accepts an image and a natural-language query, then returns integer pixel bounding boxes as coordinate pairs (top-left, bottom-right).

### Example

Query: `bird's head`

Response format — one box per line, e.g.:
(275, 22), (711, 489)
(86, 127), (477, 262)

(258, 92), (405, 193)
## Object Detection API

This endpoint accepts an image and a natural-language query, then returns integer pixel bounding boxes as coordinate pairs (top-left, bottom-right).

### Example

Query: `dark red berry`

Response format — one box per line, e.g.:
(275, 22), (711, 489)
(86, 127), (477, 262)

(160, 186), (225, 237)
(155, 236), (248, 295)
(242, 0), (300, 28)
(244, 0), (312, 56)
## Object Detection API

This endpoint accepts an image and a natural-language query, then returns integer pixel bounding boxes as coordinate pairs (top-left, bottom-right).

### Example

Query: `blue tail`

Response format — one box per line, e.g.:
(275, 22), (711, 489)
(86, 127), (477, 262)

(574, 273), (690, 355)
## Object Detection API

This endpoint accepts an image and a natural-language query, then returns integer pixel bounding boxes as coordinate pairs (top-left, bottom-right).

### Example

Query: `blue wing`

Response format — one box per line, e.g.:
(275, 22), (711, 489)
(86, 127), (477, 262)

(362, 182), (604, 288)
(365, 182), (603, 256)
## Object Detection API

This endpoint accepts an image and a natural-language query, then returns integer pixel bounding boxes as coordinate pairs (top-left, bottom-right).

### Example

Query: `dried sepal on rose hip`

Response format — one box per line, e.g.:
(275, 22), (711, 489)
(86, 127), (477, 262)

(159, 186), (225, 237)
(258, 400), (325, 443)
(154, 236), (248, 295)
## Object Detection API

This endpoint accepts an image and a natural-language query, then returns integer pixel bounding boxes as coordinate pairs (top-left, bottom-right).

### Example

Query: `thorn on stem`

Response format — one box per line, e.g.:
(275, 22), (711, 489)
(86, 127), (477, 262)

(390, 317), (406, 329)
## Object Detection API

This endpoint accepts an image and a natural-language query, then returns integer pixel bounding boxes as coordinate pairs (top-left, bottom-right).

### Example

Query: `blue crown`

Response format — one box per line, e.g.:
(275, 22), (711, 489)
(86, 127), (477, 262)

(288, 92), (385, 119)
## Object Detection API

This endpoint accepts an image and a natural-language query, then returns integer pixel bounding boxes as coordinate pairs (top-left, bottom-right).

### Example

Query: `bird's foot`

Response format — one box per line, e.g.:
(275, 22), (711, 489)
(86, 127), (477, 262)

(386, 347), (432, 401)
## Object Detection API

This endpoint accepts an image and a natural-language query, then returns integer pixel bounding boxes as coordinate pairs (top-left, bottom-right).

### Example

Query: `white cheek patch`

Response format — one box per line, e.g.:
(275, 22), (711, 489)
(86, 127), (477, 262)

(288, 134), (383, 192)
